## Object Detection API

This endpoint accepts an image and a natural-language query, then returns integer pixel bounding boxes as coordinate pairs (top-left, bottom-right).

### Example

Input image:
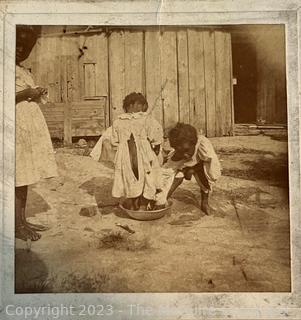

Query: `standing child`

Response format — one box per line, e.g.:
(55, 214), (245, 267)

(15, 26), (58, 241)
(156, 123), (221, 214)
(111, 92), (163, 210)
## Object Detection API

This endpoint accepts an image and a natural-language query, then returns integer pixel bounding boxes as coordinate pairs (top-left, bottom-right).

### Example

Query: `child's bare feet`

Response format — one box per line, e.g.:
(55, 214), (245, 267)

(146, 200), (156, 211)
(16, 224), (41, 241)
(123, 199), (132, 209)
(26, 226), (42, 241)
(16, 225), (31, 241)
(201, 191), (210, 215)
(25, 221), (49, 232)
(133, 197), (140, 211)
(154, 204), (166, 210)
(123, 198), (140, 210)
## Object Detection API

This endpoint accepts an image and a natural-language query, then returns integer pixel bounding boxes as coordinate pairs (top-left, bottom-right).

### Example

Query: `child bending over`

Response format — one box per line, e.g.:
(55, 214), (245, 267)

(156, 123), (221, 214)
(111, 92), (163, 210)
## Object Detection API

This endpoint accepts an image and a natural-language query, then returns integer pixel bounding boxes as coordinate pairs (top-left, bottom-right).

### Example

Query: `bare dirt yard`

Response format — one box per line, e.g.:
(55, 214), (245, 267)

(15, 135), (290, 293)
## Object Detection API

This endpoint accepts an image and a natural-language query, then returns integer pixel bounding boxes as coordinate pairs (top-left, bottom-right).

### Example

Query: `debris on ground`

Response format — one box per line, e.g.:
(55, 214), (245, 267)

(94, 230), (151, 251)
(79, 206), (99, 217)
(115, 223), (135, 234)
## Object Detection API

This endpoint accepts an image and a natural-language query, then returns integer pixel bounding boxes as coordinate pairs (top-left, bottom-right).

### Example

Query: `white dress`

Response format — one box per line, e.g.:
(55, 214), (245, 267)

(90, 126), (164, 165)
(16, 65), (58, 187)
(111, 112), (163, 200)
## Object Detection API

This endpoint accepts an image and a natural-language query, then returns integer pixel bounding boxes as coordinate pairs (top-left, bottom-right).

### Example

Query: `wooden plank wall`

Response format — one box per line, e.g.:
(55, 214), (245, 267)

(160, 30), (179, 130)
(24, 33), (108, 140)
(145, 31), (162, 122)
(109, 31), (125, 120)
(24, 28), (234, 138)
(187, 29), (206, 132)
(215, 32), (233, 136)
(107, 28), (233, 136)
(177, 30), (190, 124)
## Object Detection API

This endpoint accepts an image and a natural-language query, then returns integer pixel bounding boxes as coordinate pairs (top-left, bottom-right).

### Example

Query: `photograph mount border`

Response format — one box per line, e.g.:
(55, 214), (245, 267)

(0, 1), (300, 319)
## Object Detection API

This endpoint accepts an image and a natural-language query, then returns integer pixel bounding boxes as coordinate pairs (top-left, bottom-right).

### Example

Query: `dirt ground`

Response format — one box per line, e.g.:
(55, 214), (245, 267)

(15, 135), (291, 293)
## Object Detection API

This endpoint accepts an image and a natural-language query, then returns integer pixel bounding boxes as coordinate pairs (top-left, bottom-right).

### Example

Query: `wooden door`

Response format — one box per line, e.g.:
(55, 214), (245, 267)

(232, 42), (257, 123)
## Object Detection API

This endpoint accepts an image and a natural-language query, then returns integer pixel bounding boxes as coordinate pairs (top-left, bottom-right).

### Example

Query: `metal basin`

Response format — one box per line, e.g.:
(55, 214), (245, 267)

(119, 201), (172, 221)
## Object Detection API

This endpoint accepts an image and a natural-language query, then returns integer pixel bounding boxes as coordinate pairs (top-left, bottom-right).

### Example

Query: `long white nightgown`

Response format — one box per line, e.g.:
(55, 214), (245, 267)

(111, 112), (163, 200)
(16, 65), (58, 187)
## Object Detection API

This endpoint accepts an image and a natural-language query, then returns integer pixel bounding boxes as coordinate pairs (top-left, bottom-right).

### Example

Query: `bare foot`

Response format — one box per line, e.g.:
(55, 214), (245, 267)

(16, 225), (41, 241)
(26, 225), (41, 241)
(25, 221), (49, 232)
(16, 225), (31, 241)
(133, 198), (140, 211)
(201, 191), (210, 215)
(154, 204), (167, 210)
(201, 202), (210, 215)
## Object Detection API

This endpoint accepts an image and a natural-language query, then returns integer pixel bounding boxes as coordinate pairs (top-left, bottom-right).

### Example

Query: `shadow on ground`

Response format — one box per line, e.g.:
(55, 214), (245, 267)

(26, 189), (51, 218)
(79, 177), (119, 214)
(15, 249), (49, 293)
(219, 149), (288, 188)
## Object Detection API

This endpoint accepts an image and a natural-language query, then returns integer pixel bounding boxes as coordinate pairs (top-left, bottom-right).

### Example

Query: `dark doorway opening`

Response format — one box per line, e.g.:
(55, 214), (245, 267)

(232, 41), (257, 124)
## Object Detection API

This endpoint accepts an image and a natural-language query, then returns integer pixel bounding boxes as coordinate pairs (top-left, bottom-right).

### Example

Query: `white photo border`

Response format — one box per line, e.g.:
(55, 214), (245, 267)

(0, 1), (300, 319)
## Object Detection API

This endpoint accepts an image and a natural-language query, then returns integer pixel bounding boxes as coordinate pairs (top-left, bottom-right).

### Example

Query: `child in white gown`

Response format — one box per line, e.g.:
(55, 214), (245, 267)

(91, 92), (164, 210)
(15, 26), (58, 241)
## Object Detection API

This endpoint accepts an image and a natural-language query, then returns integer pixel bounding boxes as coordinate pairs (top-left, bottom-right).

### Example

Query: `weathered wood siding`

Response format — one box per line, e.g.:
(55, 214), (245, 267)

(24, 33), (108, 142)
(24, 28), (234, 139)
(255, 27), (287, 124)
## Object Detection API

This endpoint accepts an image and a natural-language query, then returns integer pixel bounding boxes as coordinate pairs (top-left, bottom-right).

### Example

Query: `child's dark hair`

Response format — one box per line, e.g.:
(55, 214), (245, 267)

(123, 92), (148, 112)
(168, 123), (198, 148)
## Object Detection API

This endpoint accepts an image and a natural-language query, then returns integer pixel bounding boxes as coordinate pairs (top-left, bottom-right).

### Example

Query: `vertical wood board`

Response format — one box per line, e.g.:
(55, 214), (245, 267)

(95, 33), (109, 97)
(160, 30), (178, 130)
(188, 29), (206, 134)
(203, 31), (216, 137)
(223, 32), (233, 135)
(145, 30), (162, 123)
(215, 31), (231, 136)
(177, 30), (190, 124)
(109, 31), (125, 121)
(124, 31), (144, 94)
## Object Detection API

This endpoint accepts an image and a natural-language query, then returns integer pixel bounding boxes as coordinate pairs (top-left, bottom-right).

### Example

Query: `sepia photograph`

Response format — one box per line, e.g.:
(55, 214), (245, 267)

(14, 23), (291, 294)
